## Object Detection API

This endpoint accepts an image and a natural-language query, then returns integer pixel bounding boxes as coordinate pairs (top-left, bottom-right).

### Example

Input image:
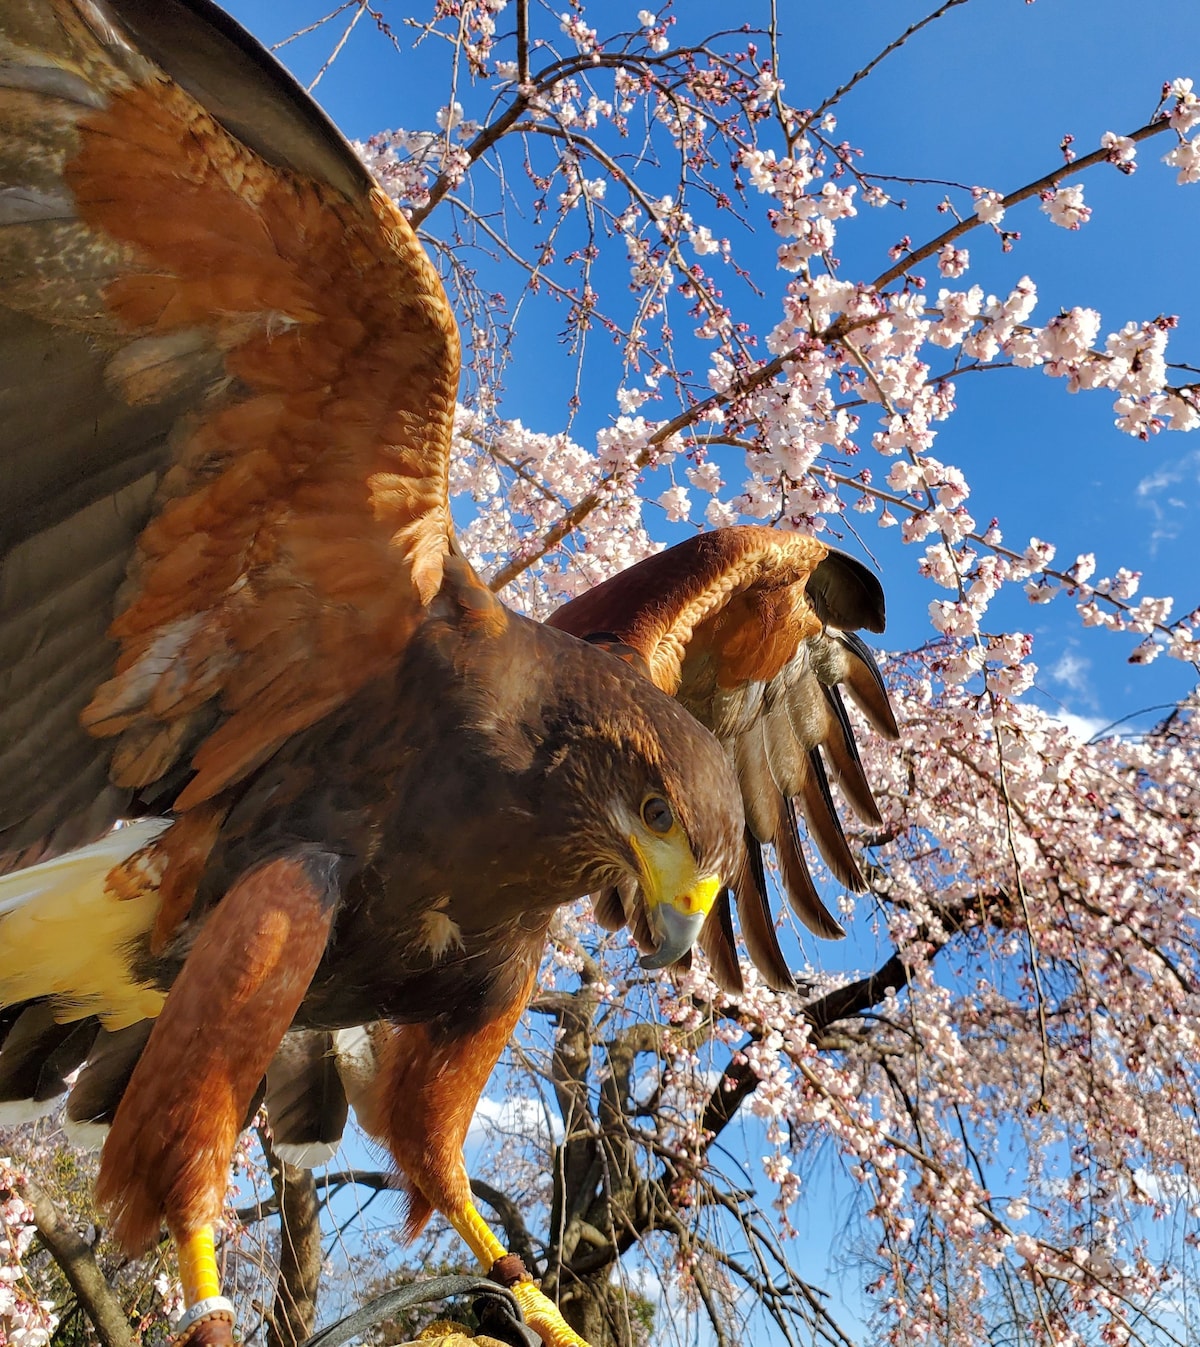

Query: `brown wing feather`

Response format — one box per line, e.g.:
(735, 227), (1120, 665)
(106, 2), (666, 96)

(791, 752), (865, 892)
(697, 889), (743, 994)
(0, 0), (460, 859)
(551, 525), (897, 985)
(733, 722), (778, 845)
(731, 836), (796, 993)
(591, 887), (627, 932)
(806, 548), (887, 633)
(773, 795), (846, 940)
(818, 629), (901, 741)
(548, 526), (827, 695)
(817, 684), (885, 825)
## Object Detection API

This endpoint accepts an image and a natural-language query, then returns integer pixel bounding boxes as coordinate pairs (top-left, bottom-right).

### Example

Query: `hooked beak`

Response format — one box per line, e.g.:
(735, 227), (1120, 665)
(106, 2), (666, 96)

(629, 833), (723, 970)
(640, 899), (711, 969)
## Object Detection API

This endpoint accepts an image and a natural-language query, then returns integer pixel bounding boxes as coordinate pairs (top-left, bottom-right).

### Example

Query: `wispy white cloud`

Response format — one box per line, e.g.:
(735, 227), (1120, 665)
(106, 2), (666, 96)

(1046, 709), (1108, 743)
(1049, 648), (1091, 697)
(1037, 646), (1108, 738)
(1135, 448), (1200, 551)
(1047, 645), (1103, 717)
(466, 1093), (563, 1147)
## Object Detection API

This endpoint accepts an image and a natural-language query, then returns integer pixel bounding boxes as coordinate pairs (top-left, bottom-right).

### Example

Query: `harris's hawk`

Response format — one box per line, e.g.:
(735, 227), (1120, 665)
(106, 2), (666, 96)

(0, 5), (897, 1347)
(260, 528), (900, 1175)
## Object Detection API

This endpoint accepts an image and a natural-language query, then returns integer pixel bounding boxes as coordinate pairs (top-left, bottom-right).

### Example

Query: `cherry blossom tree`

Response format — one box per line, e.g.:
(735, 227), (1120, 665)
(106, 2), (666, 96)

(4, 2), (1199, 1346)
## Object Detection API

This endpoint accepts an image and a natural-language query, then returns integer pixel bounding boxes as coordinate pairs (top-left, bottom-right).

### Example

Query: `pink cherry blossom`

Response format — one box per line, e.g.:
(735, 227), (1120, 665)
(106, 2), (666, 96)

(1041, 183), (1092, 228)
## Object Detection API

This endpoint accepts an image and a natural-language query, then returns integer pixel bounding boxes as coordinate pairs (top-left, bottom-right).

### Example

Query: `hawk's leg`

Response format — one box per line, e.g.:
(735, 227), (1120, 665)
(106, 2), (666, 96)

(369, 967), (591, 1347)
(95, 852), (341, 1346)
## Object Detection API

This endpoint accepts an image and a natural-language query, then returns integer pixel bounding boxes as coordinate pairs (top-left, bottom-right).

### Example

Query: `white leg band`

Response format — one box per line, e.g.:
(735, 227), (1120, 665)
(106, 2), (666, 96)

(174, 1298), (236, 1335)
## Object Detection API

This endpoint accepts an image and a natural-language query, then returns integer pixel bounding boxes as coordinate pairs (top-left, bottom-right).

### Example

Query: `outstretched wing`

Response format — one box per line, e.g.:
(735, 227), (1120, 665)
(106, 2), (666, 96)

(549, 525), (899, 993)
(0, 0), (460, 867)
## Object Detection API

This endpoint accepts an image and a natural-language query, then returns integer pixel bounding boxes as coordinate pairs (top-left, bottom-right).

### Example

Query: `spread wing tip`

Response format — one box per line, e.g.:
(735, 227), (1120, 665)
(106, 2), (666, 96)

(808, 549), (886, 634)
(832, 630), (900, 741)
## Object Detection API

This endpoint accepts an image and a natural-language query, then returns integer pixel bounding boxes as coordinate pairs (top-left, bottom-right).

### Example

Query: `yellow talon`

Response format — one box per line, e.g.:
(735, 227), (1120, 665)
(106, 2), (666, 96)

(446, 1201), (591, 1345)
(509, 1280), (591, 1347)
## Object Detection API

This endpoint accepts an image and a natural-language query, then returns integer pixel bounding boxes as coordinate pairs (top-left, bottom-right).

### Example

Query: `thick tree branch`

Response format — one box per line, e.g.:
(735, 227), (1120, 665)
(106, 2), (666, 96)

(17, 1176), (134, 1347)
(804, 951), (910, 1034)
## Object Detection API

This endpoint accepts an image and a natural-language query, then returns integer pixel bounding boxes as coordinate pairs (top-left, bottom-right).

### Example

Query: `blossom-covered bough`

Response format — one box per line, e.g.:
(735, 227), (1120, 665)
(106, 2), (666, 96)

(4, 3), (1199, 1346)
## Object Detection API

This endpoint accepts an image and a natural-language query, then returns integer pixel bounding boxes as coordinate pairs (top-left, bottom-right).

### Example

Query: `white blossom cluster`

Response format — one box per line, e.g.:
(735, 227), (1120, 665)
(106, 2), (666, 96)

(0, 1161), (56, 1347)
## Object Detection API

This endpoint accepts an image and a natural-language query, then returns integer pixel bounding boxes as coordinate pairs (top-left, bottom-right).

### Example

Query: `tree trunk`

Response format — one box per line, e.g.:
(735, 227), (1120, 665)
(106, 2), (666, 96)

(264, 1157), (322, 1347)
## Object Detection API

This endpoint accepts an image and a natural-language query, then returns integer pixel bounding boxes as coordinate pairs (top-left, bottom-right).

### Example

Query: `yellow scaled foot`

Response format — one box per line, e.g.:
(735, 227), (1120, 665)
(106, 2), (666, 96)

(172, 1226), (235, 1347)
(509, 1280), (590, 1347)
(178, 1227), (222, 1303)
(447, 1202), (591, 1346)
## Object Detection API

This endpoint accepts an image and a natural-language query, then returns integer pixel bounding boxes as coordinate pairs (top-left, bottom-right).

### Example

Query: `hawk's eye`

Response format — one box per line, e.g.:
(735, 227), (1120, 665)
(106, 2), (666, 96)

(641, 795), (674, 835)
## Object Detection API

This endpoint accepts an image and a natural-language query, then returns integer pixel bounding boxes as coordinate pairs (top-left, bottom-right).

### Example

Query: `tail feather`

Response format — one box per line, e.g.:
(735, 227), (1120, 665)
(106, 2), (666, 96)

(0, 820), (169, 1028)
(331, 1024), (391, 1140)
(0, 1005), (98, 1121)
(266, 1030), (349, 1168)
(65, 1021), (155, 1148)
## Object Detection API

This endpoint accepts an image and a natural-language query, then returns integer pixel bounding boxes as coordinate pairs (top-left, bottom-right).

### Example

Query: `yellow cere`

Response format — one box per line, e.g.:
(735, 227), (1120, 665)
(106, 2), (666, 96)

(680, 873), (722, 916)
(629, 834), (722, 917)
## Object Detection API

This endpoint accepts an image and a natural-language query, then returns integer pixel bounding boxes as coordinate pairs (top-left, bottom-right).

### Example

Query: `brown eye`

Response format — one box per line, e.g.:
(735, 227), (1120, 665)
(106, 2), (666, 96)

(641, 795), (673, 835)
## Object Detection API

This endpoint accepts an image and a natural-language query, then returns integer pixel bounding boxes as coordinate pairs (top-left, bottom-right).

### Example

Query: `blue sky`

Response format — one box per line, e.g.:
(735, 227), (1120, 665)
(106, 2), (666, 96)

(221, 0), (1200, 738)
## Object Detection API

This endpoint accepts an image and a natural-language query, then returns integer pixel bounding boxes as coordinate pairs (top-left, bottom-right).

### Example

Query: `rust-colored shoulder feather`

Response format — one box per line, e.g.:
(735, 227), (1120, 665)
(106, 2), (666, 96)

(550, 526), (829, 695)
